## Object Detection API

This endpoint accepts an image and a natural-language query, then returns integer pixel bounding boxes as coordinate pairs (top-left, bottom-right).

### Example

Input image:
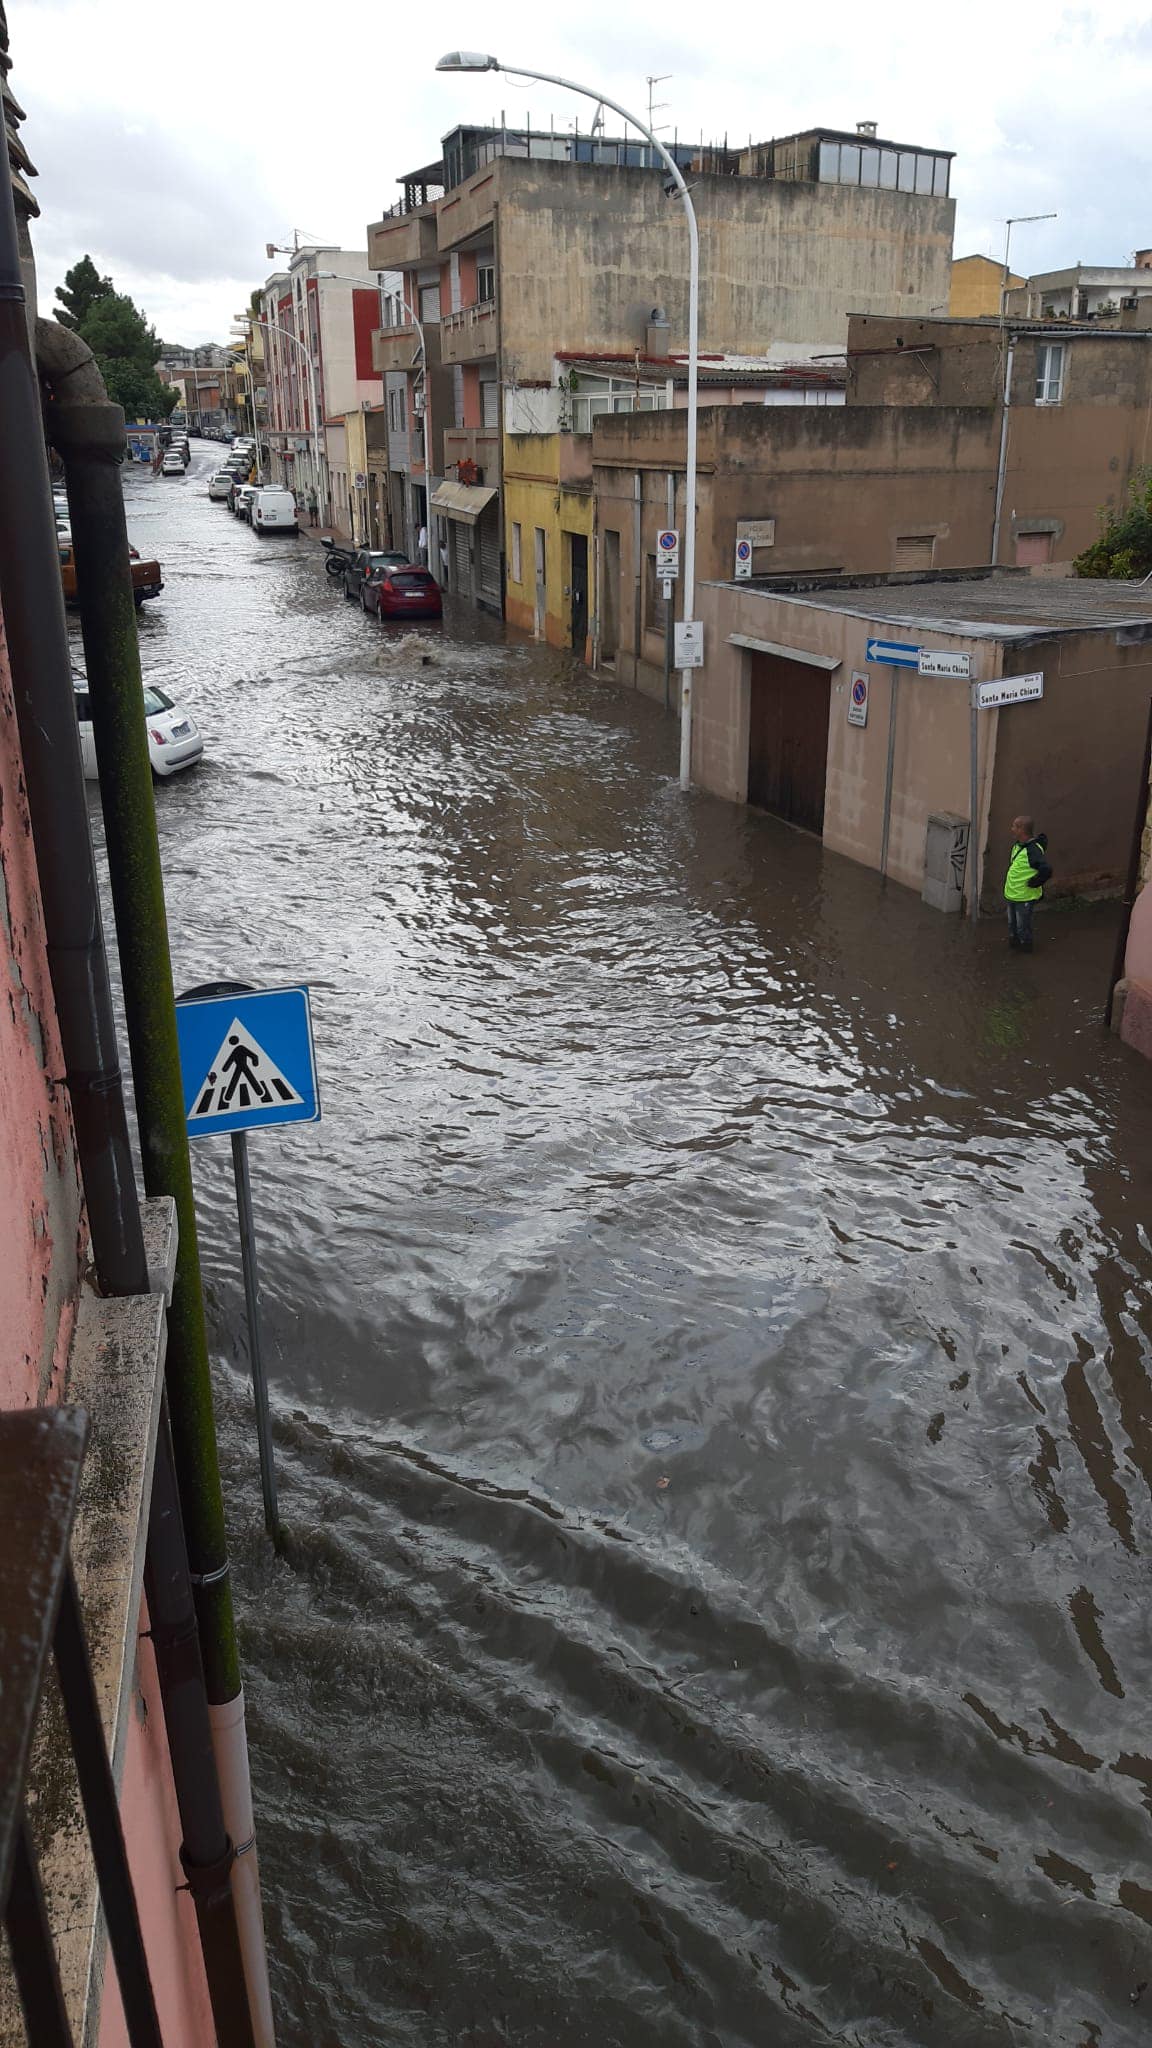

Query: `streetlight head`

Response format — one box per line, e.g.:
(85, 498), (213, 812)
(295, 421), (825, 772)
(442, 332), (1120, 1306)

(436, 50), (499, 72)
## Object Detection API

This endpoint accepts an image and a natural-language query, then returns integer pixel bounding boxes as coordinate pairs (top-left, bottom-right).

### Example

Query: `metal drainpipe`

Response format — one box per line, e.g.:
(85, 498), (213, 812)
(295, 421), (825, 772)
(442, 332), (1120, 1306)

(990, 334), (1016, 566)
(0, 153), (257, 2045)
(41, 377), (274, 2047)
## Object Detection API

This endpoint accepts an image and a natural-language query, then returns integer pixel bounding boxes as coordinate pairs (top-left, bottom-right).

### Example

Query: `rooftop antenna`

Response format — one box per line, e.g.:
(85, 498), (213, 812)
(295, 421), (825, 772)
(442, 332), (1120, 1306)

(646, 74), (671, 133)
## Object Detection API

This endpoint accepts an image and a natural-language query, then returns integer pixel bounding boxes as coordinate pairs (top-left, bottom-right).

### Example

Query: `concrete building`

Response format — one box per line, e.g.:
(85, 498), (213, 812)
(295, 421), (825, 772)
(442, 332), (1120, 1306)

(592, 314), (1152, 695)
(259, 245), (381, 520)
(689, 572), (1152, 911)
(1005, 264), (1152, 323)
(949, 253), (1021, 317)
(157, 359), (238, 430)
(368, 117), (955, 611)
(505, 352), (845, 659)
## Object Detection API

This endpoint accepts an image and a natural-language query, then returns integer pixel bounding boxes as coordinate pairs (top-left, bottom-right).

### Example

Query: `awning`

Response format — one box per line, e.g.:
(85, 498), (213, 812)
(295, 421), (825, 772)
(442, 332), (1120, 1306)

(728, 633), (840, 671)
(431, 481), (498, 526)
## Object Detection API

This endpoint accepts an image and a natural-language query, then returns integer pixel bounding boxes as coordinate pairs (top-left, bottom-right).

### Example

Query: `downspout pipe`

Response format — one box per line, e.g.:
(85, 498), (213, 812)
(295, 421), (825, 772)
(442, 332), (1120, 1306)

(990, 333), (1016, 566)
(40, 341), (274, 2048)
(0, 156), (257, 2043)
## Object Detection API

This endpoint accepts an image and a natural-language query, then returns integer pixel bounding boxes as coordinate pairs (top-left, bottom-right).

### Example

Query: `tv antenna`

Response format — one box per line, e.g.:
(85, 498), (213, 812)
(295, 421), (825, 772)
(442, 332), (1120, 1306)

(646, 75), (672, 133)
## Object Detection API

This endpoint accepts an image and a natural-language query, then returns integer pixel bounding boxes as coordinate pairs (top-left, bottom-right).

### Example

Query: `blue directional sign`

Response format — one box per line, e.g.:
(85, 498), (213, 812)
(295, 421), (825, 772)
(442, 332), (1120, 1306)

(175, 985), (320, 1137)
(865, 638), (921, 668)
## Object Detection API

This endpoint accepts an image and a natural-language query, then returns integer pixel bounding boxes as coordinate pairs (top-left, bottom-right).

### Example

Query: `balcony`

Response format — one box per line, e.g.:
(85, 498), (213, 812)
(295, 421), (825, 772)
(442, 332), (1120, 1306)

(441, 301), (497, 366)
(367, 205), (439, 271)
(372, 321), (442, 377)
(443, 426), (500, 479)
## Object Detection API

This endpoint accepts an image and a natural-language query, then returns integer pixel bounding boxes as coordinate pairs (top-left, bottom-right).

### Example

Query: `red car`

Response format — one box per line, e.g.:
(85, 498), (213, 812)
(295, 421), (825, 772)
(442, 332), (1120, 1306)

(362, 563), (443, 621)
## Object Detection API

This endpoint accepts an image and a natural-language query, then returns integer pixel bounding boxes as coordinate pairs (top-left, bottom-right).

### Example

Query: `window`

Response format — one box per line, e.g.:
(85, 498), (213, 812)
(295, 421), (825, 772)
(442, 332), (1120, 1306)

(1035, 344), (1065, 405)
(644, 555), (670, 634)
(420, 284), (440, 325)
(879, 150), (898, 189)
(511, 522), (522, 583)
(387, 385), (407, 432)
(481, 376), (500, 428)
(818, 141), (840, 181)
(476, 263), (496, 305)
(860, 146), (880, 187)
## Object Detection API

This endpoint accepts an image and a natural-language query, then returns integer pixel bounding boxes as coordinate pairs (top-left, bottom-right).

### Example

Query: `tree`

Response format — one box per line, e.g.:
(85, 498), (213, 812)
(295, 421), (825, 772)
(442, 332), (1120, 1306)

(54, 254), (113, 332)
(77, 289), (177, 422)
(1075, 471), (1152, 580)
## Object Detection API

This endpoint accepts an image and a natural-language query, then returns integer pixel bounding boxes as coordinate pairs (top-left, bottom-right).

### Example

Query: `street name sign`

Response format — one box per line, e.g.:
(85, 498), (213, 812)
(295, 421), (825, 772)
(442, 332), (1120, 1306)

(736, 519), (776, 547)
(176, 985), (320, 1137)
(675, 620), (705, 668)
(734, 537), (753, 580)
(918, 648), (972, 679)
(656, 529), (680, 578)
(865, 637), (921, 668)
(847, 671), (869, 727)
(974, 672), (1044, 710)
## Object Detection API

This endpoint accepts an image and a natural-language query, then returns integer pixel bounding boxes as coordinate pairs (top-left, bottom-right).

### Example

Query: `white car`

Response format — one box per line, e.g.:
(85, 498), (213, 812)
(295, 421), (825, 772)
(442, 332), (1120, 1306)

(208, 472), (234, 501)
(233, 483), (259, 521)
(74, 677), (203, 779)
(161, 452), (186, 476)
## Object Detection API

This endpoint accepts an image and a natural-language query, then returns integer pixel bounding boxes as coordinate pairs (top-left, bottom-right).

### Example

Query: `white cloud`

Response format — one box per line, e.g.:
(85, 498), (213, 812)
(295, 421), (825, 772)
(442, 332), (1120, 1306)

(11, 0), (1152, 340)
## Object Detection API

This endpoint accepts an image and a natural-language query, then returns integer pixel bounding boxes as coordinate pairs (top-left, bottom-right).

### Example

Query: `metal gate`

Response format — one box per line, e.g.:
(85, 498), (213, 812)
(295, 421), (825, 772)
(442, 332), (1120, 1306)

(451, 519), (471, 596)
(478, 503), (502, 609)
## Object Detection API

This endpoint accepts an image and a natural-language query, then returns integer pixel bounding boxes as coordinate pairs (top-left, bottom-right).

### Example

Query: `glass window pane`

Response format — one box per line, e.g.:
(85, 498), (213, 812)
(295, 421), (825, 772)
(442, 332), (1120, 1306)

(879, 150), (898, 189)
(840, 143), (861, 184)
(915, 154), (934, 193)
(860, 147), (880, 186)
(818, 141), (840, 181)
(932, 156), (950, 197)
(897, 152), (916, 191)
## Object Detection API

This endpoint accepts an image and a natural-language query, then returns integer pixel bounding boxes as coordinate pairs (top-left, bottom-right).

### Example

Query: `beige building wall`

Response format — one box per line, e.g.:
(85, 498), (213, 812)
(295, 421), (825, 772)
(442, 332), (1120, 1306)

(472, 159), (955, 382)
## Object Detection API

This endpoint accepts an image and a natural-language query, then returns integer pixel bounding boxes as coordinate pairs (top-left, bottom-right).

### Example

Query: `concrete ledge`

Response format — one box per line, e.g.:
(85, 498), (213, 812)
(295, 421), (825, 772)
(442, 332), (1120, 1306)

(0, 1200), (176, 2047)
(142, 1194), (178, 1305)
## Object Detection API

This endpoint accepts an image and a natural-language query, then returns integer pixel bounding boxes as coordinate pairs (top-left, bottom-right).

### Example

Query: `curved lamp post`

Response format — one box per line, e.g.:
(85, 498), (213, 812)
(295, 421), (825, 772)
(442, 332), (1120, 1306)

(239, 312), (325, 519)
(436, 50), (700, 789)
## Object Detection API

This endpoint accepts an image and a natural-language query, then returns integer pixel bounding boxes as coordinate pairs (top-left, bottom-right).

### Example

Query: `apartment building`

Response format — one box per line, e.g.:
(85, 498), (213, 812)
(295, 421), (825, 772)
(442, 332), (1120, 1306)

(259, 245), (381, 521)
(368, 118), (955, 613)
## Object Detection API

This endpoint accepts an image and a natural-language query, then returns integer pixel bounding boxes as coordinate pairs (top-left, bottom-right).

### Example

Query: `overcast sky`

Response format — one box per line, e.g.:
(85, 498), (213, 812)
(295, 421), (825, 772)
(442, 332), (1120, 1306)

(13, 0), (1152, 343)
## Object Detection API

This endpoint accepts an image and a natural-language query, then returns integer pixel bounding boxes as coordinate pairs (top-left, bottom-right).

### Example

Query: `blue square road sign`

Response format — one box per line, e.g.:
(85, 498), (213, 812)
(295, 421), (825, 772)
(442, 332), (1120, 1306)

(175, 985), (320, 1137)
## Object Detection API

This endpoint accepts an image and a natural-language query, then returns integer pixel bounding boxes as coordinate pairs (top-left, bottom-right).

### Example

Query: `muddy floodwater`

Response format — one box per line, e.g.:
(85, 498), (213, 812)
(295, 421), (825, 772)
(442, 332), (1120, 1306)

(103, 449), (1152, 2045)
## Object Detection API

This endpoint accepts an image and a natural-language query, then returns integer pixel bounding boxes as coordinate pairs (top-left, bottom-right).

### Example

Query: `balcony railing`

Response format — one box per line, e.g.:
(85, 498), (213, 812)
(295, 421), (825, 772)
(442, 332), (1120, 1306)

(0, 1407), (165, 2047)
(440, 301), (497, 365)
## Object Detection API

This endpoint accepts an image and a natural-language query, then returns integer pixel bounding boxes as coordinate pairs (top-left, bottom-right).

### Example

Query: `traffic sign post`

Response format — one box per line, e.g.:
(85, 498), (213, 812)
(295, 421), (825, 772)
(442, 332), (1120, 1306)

(866, 637), (921, 669)
(176, 982), (322, 1547)
(656, 528), (680, 579)
(734, 537), (753, 581)
(848, 670), (869, 727)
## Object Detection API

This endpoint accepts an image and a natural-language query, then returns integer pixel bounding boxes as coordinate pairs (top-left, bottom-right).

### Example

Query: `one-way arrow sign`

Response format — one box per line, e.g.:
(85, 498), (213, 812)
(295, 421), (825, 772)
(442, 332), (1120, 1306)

(865, 638), (921, 667)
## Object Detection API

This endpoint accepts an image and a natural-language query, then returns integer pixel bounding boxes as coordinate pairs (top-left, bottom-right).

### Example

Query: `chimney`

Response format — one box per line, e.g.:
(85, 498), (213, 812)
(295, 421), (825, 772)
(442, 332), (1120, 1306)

(856, 120), (878, 138)
(645, 305), (671, 357)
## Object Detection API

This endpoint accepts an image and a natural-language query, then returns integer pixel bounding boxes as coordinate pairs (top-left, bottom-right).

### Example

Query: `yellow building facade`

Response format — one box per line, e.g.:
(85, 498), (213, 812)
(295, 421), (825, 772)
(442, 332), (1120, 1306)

(502, 431), (594, 662)
(949, 254), (1023, 318)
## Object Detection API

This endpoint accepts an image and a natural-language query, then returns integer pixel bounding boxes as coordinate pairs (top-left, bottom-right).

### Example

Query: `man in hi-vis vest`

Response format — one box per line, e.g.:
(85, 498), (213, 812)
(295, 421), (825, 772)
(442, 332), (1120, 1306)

(1004, 815), (1052, 952)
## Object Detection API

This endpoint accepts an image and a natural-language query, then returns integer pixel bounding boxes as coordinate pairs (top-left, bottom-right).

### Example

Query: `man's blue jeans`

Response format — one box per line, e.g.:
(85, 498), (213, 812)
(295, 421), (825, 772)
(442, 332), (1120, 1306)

(1007, 900), (1034, 948)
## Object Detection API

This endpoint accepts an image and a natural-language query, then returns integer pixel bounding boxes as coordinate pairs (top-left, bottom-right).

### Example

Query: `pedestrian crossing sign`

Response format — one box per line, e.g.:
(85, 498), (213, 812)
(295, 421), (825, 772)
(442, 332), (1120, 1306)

(175, 985), (320, 1137)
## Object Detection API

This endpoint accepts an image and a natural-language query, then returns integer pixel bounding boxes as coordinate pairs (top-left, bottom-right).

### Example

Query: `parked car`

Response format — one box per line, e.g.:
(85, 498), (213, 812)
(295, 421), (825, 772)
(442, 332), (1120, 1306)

(59, 540), (163, 608)
(344, 548), (408, 601)
(364, 565), (443, 621)
(74, 677), (201, 779)
(207, 472), (234, 501)
(251, 486), (298, 535)
(161, 451), (186, 476)
(233, 483), (260, 521)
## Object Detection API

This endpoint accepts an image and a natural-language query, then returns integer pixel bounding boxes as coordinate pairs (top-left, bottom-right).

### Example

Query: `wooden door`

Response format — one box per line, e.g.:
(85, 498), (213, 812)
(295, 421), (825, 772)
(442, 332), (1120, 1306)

(747, 653), (831, 834)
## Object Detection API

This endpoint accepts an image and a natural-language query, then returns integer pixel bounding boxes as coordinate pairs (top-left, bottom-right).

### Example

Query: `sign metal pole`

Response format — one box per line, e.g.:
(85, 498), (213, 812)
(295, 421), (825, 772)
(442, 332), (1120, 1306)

(879, 670), (900, 879)
(230, 1131), (280, 1549)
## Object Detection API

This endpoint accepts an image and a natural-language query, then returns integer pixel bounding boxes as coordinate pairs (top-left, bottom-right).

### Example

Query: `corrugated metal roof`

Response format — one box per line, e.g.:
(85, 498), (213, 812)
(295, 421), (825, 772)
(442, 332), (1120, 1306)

(712, 574), (1152, 641)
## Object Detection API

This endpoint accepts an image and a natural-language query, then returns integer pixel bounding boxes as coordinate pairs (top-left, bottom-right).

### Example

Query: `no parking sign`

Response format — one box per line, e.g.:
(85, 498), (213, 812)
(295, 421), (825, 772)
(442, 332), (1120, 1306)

(734, 537), (753, 580)
(848, 671), (870, 728)
(656, 528), (680, 578)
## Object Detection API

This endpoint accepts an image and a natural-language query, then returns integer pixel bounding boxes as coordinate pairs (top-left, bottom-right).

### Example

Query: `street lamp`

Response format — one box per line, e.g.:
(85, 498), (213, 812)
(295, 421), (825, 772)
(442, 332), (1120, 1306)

(1000, 212), (1057, 318)
(436, 50), (701, 789)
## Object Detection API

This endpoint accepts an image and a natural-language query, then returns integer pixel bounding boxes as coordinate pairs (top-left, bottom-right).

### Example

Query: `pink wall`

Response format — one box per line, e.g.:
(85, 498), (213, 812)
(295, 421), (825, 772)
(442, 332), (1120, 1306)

(98, 1599), (216, 2048)
(0, 614), (84, 1409)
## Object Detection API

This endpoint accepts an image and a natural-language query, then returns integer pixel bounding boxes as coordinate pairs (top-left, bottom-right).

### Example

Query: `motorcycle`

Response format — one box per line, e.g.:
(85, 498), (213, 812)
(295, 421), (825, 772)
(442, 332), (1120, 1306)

(322, 538), (353, 582)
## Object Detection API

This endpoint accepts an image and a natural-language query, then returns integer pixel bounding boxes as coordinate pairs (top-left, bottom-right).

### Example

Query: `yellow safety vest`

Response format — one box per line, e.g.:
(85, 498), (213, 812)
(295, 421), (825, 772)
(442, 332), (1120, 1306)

(1004, 842), (1044, 902)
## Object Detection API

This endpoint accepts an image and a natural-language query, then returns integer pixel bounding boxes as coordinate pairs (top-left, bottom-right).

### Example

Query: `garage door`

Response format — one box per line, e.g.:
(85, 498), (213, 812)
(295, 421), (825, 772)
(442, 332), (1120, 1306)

(747, 653), (832, 833)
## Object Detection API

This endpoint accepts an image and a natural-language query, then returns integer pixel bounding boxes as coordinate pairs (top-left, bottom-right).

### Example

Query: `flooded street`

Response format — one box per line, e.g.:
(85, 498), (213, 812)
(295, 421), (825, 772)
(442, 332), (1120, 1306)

(111, 447), (1151, 2045)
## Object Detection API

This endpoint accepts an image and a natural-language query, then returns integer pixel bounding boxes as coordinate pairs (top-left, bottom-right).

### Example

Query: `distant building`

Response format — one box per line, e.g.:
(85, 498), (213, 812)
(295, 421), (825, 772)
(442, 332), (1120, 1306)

(368, 116), (956, 609)
(950, 253), (1022, 318)
(1005, 264), (1152, 322)
(258, 246), (381, 522)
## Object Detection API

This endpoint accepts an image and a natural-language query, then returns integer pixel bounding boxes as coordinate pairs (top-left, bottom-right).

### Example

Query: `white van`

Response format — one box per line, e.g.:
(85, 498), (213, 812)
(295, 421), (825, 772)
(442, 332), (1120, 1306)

(251, 486), (298, 535)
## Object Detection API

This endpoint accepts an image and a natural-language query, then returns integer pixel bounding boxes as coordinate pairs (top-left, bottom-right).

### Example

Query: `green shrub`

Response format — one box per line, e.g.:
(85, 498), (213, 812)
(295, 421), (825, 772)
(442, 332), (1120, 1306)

(1074, 471), (1152, 578)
